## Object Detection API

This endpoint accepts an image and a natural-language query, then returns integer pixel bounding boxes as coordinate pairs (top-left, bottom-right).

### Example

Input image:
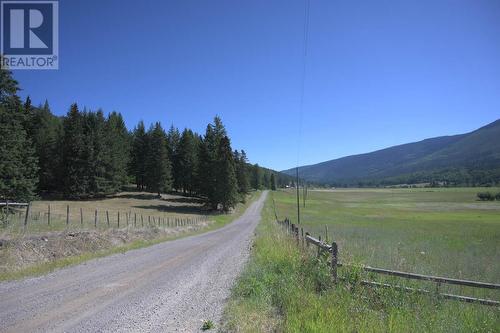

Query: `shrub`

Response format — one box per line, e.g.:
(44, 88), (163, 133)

(477, 192), (494, 201)
(201, 320), (214, 331)
(496, 192), (500, 201)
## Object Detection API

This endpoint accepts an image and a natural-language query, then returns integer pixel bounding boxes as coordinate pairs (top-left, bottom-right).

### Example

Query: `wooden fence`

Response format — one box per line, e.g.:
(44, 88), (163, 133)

(0, 202), (208, 232)
(277, 217), (500, 307)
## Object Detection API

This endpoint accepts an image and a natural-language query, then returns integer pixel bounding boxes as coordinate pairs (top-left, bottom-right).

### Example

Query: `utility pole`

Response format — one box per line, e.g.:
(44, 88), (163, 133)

(296, 167), (301, 224)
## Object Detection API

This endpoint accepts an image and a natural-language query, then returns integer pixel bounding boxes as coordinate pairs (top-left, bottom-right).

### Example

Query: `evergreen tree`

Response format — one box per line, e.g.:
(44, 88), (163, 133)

(61, 104), (89, 198)
(26, 100), (63, 193)
(130, 121), (147, 190)
(177, 129), (198, 194)
(251, 163), (263, 190)
(198, 116), (229, 208)
(270, 173), (277, 190)
(214, 136), (238, 211)
(192, 133), (205, 196)
(0, 68), (38, 201)
(103, 112), (129, 192)
(85, 110), (108, 195)
(167, 125), (181, 191)
(145, 123), (172, 196)
(263, 170), (271, 189)
(234, 149), (250, 195)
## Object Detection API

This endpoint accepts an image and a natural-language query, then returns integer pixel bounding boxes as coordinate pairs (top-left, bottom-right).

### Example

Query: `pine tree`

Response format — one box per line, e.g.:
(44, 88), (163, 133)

(167, 125), (181, 191)
(251, 163), (262, 190)
(0, 68), (38, 201)
(235, 149), (250, 195)
(25, 100), (63, 193)
(214, 136), (238, 211)
(130, 121), (147, 190)
(145, 123), (172, 196)
(177, 129), (198, 195)
(61, 104), (89, 198)
(103, 112), (130, 192)
(263, 171), (271, 189)
(270, 173), (277, 190)
(86, 110), (108, 195)
(198, 116), (229, 208)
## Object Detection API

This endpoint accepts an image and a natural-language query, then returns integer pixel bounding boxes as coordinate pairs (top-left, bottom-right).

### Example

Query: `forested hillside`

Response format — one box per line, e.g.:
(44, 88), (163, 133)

(0, 68), (291, 209)
(283, 120), (500, 187)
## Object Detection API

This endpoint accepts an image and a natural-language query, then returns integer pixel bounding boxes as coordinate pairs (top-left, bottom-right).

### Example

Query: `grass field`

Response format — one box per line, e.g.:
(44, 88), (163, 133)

(223, 188), (500, 332)
(1, 191), (233, 235)
(278, 187), (500, 283)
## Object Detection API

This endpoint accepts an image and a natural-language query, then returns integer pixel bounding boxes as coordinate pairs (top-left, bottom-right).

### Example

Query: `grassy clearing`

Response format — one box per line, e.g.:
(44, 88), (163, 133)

(276, 188), (500, 283)
(0, 191), (261, 282)
(223, 189), (500, 332)
(1, 191), (215, 235)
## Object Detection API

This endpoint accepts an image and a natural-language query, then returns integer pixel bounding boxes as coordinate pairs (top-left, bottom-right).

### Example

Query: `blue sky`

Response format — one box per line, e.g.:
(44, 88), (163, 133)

(13, 0), (500, 171)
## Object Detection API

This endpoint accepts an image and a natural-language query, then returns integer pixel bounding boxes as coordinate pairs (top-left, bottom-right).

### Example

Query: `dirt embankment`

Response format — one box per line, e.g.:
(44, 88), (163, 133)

(0, 223), (210, 275)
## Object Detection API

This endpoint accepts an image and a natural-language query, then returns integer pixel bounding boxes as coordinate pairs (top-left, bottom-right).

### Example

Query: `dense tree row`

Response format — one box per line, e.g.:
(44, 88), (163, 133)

(0, 67), (292, 210)
(330, 167), (500, 188)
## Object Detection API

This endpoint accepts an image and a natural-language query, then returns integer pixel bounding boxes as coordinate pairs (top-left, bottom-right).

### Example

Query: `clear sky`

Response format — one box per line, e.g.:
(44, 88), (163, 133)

(13, 0), (500, 171)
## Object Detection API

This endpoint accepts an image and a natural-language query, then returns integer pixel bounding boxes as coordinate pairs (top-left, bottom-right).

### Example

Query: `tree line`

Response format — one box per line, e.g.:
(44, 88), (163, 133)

(0, 67), (292, 210)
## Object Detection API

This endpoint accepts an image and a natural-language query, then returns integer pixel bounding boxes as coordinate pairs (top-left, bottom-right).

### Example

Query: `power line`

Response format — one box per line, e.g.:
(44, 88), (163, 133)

(296, 0), (311, 225)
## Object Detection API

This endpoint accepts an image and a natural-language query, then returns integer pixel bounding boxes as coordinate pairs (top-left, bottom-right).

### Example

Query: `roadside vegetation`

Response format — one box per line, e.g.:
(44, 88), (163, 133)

(223, 188), (500, 332)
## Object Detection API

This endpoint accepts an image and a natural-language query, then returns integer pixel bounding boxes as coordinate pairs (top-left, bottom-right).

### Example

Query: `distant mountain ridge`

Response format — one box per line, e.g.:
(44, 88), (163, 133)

(283, 119), (500, 186)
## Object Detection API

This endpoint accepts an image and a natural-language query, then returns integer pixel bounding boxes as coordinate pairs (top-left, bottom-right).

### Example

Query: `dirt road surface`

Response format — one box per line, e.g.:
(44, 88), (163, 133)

(0, 191), (268, 332)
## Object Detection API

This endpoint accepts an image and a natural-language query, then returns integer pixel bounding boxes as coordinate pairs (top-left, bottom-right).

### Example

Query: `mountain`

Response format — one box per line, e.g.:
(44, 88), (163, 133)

(283, 119), (500, 186)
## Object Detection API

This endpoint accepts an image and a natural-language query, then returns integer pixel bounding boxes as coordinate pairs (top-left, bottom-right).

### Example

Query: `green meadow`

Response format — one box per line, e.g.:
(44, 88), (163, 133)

(277, 188), (500, 282)
(223, 188), (500, 332)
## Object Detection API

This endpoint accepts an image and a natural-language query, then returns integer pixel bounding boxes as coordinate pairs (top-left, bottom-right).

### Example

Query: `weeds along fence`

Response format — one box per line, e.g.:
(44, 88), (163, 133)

(0, 202), (209, 234)
(276, 217), (500, 307)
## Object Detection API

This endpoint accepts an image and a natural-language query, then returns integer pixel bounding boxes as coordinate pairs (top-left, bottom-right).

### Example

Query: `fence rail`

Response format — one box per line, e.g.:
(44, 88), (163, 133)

(0, 202), (29, 207)
(277, 217), (500, 307)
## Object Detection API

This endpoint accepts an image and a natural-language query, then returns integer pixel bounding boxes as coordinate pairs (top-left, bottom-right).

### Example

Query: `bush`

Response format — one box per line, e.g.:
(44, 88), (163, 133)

(201, 320), (214, 331)
(496, 192), (500, 201)
(477, 192), (494, 201)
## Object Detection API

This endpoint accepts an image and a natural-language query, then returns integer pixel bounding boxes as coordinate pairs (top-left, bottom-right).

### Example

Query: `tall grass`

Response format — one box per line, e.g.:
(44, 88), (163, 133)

(222, 189), (500, 332)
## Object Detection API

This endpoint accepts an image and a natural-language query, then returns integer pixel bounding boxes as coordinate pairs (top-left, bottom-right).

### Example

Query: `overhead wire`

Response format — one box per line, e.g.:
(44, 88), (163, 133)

(296, 0), (311, 225)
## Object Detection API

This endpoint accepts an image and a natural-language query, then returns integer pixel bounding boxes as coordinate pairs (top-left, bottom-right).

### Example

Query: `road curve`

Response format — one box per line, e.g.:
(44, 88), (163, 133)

(0, 191), (268, 332)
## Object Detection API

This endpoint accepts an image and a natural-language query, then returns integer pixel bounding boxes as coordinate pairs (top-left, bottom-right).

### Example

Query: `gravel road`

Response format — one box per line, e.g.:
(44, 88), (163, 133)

(0, 191), (268, 333)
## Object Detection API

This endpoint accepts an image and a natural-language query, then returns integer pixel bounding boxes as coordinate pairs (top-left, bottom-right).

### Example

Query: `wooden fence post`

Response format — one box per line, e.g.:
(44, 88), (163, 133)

(331, 242), (338, 283)
(66, 205), (69, 226)
(80, 208), (83, 226)
(24, 203), (30, 229)
(47, 204), (51, 226)
(4, 200), (9, 225)
(318, 235), (322, 257)
(117, 212), (120, 228)
(141, 214), (144, 227)
(126, 212), (129, 227)
(293, 224), (299, 245)
(134, 213), (137, 227)
(106, 211), (110, 227)
(94, 209), (98, 228)
(305, 232), (310, 248)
